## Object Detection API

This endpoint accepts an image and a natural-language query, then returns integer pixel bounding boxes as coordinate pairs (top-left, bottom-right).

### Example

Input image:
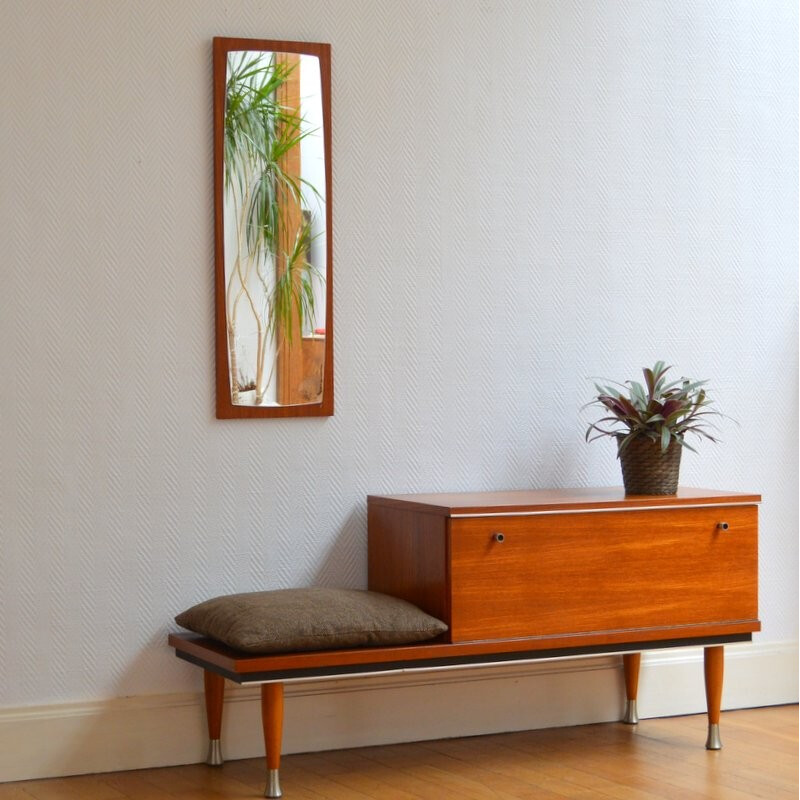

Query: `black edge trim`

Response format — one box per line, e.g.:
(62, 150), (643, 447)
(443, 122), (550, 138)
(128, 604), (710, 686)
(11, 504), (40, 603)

(176, 633), (752, 684)
(176, 651), (241, 681)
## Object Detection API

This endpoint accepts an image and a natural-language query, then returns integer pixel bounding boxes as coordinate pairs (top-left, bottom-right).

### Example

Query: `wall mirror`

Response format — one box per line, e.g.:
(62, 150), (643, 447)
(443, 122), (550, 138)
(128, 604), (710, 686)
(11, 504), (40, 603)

(213, 38), (333, 418)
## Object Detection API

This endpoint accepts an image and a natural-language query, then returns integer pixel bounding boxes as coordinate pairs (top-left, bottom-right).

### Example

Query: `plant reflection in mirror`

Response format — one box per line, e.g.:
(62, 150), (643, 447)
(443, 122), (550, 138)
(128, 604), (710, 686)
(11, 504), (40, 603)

(224, 51), (322, 404)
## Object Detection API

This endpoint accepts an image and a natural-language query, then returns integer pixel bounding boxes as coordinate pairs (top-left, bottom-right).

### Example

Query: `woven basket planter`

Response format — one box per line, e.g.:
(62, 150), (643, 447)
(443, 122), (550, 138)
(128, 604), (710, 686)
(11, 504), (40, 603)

(618, 436), (682, 495)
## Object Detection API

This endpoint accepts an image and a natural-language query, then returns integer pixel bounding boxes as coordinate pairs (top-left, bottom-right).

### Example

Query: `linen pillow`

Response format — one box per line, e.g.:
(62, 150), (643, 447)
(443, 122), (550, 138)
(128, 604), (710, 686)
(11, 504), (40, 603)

(174, 588), (448, 654)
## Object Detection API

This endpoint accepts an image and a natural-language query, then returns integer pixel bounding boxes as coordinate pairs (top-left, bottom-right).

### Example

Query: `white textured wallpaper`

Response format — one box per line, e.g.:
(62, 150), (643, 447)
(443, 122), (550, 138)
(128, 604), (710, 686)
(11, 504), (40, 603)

(1, 0), (797, 708)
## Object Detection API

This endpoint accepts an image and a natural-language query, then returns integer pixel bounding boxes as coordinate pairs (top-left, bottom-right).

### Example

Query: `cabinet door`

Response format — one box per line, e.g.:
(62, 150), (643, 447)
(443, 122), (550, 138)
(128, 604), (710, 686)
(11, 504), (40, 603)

(448, 506), (758, 642)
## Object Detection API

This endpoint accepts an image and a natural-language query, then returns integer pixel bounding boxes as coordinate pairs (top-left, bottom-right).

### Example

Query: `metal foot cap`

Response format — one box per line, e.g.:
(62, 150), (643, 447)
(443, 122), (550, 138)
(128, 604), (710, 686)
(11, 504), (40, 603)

(265, 768), (282, 798)
(206, 739), (224, 766)
(706, 723), (722, 750)
(622, 699), (639, 725)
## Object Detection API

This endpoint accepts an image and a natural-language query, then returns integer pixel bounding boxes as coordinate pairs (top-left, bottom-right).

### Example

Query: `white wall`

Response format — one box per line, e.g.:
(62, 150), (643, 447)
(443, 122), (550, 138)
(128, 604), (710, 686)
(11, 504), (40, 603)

(0, 0), (796, 780)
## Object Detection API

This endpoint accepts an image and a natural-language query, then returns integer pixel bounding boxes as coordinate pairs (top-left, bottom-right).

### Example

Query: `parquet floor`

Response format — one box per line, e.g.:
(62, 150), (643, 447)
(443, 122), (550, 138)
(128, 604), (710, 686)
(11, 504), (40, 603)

(0, 705), (796, 799)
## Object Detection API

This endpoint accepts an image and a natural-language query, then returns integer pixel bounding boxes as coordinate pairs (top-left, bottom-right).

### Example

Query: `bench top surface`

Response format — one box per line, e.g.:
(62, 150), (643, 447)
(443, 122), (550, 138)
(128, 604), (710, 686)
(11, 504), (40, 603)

(169, 620), (758, 683)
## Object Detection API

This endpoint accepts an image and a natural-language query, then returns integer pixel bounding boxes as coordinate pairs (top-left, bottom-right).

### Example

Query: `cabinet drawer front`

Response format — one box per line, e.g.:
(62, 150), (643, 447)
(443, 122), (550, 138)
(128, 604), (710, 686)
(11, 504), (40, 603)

(449, 505), (758, 642)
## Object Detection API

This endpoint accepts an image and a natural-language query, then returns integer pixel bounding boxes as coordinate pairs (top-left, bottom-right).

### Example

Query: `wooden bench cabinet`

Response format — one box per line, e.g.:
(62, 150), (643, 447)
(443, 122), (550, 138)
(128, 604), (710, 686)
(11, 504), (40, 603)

(368, 487), (761, 744)
(170, 486), (760, 798)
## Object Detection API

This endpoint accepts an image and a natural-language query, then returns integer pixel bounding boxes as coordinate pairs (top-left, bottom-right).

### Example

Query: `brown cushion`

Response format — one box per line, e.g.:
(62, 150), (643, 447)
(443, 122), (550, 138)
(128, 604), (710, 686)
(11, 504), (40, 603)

(174, 588), (448, 654)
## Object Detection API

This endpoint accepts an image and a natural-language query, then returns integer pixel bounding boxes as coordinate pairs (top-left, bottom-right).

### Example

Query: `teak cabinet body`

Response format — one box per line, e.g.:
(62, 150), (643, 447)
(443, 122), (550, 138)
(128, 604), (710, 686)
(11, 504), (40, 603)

(367, 488), (760, 650)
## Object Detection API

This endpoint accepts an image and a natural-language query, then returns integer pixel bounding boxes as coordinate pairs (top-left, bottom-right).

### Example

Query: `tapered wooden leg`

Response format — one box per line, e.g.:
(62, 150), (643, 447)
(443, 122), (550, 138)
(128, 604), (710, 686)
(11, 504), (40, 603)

(622, 652), (641, 724)
(261, 682), (284, 798)
(204, 670), (225, 765)
(704, 645), (724, 749)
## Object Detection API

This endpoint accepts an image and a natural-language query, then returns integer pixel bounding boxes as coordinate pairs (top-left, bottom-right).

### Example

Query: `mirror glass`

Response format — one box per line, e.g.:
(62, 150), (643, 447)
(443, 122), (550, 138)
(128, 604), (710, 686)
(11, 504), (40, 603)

(214, 38), (333, 418)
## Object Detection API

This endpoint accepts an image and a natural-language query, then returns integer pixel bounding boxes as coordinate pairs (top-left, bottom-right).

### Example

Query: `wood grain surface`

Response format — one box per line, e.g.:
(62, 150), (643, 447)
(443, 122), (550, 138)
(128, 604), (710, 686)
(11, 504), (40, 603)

(449, 505), (758, 641)
(367, 487), (761, 517)
(367, 503), (450, 625)
(2, 706), (795, 799)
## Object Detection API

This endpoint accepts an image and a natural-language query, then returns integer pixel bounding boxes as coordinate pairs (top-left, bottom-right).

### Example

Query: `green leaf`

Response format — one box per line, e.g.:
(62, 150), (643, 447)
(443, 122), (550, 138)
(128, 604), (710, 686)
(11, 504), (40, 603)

(676, 437), (698, 453)
(616, 431), (638, 456)
(628, 381), (647, 408)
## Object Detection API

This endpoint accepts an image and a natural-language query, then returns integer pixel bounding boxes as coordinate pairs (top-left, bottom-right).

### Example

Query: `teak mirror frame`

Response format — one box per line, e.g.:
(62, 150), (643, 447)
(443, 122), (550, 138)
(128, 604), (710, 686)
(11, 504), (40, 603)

(213, 37), (334, 419)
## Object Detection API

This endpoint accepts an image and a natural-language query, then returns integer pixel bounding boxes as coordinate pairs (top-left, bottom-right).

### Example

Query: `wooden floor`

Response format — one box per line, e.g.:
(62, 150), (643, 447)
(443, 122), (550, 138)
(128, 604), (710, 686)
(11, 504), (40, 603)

(0, 706), (796, 799)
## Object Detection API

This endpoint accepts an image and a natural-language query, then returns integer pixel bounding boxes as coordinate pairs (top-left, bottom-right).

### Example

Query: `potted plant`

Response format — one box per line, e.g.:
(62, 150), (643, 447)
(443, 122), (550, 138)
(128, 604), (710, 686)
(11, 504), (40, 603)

(584, 361), (722, 495)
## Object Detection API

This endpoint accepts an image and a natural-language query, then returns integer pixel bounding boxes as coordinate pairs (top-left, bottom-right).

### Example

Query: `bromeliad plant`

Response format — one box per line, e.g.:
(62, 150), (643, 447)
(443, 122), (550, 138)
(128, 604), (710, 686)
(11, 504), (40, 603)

(584, 361), (722, 456)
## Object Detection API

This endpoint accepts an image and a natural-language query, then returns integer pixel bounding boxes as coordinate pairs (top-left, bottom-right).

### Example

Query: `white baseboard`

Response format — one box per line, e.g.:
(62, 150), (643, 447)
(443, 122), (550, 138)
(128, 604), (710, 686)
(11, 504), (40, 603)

(1, 640), (796, 783)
